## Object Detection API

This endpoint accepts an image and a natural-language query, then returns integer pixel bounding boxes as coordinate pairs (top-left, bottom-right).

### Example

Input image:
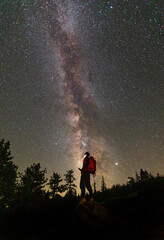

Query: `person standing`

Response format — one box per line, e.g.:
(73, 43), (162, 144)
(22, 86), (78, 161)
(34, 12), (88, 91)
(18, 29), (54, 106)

(79, 152), (94, 202)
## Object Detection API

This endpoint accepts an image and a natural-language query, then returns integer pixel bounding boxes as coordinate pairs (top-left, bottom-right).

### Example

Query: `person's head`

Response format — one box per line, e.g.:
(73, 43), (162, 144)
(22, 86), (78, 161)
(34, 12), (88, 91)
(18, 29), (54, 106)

(85, 152), (90, 157)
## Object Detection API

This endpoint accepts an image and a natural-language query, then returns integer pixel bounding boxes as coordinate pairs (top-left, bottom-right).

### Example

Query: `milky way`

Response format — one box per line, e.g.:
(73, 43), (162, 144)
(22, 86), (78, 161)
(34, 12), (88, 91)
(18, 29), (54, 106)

(44, 1), (117, 176)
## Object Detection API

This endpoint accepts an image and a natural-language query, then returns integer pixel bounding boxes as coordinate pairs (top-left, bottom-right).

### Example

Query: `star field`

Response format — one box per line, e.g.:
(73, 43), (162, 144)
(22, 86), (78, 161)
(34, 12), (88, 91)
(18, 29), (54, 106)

(1, 0), (163, 190)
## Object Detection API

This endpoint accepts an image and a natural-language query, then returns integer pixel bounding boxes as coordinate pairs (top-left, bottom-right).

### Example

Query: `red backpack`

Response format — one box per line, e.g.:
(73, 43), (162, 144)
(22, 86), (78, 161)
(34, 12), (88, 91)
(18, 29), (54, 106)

(87, 156), (96, 174)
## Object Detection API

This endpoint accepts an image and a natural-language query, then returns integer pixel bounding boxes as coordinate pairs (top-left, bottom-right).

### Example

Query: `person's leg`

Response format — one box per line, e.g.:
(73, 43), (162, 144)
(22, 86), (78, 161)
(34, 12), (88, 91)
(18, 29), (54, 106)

(80, 174), (85, 197)
(86, 174), (93, 197)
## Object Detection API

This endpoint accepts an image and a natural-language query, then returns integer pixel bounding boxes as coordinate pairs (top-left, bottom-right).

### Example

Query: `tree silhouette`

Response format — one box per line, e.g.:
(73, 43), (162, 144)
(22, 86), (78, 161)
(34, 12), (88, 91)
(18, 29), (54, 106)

(48, 172), (65, 198)
(101, 176), (107, 192)
(93, 181), (97, 194)
(20, 163), (47, 199)
(64, 170), (77, 198)
(128, 169), (154, 185)
(140, 169), (153, 182)
(0, 139), (18, 207)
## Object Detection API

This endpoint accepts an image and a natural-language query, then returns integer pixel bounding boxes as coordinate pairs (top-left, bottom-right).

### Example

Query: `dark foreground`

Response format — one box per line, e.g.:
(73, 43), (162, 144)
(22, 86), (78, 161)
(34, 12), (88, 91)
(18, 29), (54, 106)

(1, 191), (164, 240)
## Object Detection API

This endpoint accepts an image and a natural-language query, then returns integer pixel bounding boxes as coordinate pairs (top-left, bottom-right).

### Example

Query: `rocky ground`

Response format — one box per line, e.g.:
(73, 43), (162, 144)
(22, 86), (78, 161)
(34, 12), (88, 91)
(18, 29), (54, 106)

(0, 192), (164, 240)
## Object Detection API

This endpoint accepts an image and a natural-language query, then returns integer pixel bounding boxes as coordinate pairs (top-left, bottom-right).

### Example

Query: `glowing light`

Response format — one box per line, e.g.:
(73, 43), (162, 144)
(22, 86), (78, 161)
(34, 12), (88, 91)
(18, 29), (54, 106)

(115, 162), (118, 166)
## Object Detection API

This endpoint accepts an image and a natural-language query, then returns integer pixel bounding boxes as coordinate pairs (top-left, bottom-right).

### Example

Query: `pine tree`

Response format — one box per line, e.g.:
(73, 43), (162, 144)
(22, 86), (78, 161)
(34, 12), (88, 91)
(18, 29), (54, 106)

(48, 172), (65, 198)
(20, 163), (47, 199)
(101, 176), (107, 192)
(93, 181), (96, 193)
(64, 170), (77, 198)
(0, 139), (18, 206)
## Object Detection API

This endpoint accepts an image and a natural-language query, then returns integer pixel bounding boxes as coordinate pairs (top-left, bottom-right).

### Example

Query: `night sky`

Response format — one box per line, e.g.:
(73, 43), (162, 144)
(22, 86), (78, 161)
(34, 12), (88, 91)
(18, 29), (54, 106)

(1, 0), (163, 190)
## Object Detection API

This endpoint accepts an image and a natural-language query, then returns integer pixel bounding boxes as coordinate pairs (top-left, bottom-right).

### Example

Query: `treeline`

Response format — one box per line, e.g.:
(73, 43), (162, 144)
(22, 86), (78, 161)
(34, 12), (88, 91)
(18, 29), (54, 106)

(0, 139), (77, 208)
(97, 169), (164, 203)
(1, 139), (164, 208)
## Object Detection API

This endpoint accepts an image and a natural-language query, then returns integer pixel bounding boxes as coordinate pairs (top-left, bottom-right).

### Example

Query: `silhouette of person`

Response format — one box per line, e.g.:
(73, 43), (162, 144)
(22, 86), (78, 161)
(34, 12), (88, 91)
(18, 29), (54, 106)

(79, 152), (93, 202)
